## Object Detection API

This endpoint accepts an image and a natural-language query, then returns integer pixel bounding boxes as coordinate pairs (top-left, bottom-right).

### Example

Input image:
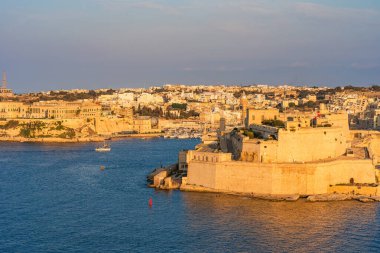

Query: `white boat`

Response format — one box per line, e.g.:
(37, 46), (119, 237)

(95, 142), (111, 152)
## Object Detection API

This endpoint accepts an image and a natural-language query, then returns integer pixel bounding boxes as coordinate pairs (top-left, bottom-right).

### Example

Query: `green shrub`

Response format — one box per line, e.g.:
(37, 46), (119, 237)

(171, 103), (187, 110)
(55, 121), (64, 130)
(0, 120), (19, 129)
(58, 128), (76, 139)
(261, 119), (285, 128)
(19, 128), (32, 138)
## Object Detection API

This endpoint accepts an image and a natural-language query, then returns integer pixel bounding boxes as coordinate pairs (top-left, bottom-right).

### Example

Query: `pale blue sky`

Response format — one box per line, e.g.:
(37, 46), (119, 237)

(1, 0), (380, 92)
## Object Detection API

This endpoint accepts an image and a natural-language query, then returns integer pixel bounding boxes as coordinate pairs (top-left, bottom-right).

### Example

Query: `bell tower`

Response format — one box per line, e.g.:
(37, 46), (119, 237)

(240, 91), (248, 127)
(2, 71), (7, 88)
(0, 71), (13, 97)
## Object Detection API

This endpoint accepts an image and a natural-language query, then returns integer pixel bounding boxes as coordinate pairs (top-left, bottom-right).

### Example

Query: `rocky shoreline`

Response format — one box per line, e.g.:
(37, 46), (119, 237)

(307, 193), (380, 203)
(180, 184), (380, 203)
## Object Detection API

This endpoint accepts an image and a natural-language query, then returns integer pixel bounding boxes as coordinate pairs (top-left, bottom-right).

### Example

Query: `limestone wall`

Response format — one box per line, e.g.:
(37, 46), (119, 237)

(325, 113), (349, 137)
(246, 108), (279, 126)
(95, 117), (133, 135)
(187, 159), (376, 195)
(240, 127), (348, 163)
(368, 135), (380, 159)
(159, 119), (201, 129)
(0, 117), (157, 138)
(277, 127), (347, 162)
(187, 150), (232, 163)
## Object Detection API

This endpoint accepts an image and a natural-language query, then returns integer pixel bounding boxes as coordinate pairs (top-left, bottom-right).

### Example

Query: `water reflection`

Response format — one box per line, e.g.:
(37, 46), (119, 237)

(182, 192), (380, 252)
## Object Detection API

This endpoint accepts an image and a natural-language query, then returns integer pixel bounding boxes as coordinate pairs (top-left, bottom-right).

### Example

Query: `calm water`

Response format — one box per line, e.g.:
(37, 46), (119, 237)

(0, 138), (379, 253)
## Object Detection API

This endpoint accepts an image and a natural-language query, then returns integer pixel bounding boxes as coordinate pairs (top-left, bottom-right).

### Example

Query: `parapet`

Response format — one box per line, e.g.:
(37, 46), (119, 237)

(188, 150), (232, 163)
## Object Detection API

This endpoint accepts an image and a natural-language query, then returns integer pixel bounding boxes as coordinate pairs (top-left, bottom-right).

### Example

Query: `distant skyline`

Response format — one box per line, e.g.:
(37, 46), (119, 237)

(1, 0), (380, 92)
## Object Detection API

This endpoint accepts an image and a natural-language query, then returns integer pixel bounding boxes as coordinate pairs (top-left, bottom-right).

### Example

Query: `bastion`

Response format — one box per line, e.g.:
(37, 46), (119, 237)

(150, 109), (380, 202)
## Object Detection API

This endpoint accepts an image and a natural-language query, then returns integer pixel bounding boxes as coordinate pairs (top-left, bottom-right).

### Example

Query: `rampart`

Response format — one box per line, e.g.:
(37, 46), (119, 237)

(186, 158), (377, 196)
(239, 126), (348, 163)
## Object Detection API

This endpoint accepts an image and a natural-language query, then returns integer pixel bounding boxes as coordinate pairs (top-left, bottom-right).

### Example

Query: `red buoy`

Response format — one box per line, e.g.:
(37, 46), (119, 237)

(149, 197), (153, 207)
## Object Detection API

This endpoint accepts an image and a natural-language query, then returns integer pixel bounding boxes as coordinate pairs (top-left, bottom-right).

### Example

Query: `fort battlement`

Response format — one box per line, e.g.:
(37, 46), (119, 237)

(187, 150), (232, 163)
(154, 109), (380, 200)
(187, 158), (377, 196)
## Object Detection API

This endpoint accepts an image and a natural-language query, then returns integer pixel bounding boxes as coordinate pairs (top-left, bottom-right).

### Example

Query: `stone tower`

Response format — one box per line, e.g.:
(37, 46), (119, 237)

(0, 71), (13, 97)
(219, 110), (226, 132)
(2, 71), (7, 88)
(240, 91), (248, 127)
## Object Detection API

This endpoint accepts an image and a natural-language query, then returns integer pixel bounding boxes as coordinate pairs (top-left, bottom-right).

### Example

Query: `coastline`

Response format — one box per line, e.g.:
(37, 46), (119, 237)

(180, 183), (380, 202)
(0, 132), (163, 143)
(110, 132), (163, 140)
(148, 165), (380, 203)
(0, 136), (106, 143)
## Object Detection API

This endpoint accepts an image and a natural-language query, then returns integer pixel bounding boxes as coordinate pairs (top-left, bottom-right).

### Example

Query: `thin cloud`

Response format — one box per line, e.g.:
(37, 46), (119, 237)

(218, 1), (279, 15)
(351, 62), (380, 70)
(130, 2), (182, 15)
(295, 2), (380, 21)
(289, 61), (310, 68)
(95, 0), (182, 15)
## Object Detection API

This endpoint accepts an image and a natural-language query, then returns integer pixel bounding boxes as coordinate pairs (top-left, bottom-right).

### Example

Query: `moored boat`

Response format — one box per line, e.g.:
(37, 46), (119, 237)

(95, 142), (111, 152)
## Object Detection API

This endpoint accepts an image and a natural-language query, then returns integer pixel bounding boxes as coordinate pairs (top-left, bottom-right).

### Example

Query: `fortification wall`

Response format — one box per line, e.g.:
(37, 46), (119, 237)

(95, 118), (133, 135)
(239, 127), (348, 163)
(277, 127), (347, 162)
(368, 135), (380, 157)
(187, 159), (376, 195)
(187, 163), (217, 189)
(60, 119), (87, 129)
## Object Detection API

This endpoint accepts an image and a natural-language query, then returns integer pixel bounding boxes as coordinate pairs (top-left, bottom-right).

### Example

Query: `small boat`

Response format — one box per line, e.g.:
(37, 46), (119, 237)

(95, 142), (111, 152)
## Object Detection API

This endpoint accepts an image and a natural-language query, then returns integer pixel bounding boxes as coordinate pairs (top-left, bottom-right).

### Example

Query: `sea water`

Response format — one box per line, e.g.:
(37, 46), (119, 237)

(0, 138), (379, 252)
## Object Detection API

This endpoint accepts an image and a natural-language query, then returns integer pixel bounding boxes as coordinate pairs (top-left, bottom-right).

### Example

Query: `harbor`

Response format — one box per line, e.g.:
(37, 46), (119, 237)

(1, 138), (380, 252)
(163, 127), (203, 139)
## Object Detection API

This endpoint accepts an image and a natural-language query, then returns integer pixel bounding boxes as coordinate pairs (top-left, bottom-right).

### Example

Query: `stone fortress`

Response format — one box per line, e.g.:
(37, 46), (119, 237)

(151, 96), (380, 201)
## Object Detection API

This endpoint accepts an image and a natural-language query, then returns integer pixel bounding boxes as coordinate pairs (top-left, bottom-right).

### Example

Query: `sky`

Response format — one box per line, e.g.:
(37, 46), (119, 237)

(0, 0), (380, 92)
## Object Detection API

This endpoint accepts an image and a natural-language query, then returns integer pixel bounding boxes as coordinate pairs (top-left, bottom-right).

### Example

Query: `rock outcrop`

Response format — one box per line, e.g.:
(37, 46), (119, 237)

(307, 193), (350, 202)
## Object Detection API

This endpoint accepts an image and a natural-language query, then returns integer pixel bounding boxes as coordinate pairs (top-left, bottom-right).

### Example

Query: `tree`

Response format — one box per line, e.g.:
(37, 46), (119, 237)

(0, 120), (19, 129)
(261, 119), (285, 128)
(88, 90), (97, 97)
(304, 101), (317, 108)
(171, 103), (187, 110)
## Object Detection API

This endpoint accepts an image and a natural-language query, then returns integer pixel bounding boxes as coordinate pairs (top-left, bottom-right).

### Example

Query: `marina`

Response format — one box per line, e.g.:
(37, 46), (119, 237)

(163, 127), (203, 139)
